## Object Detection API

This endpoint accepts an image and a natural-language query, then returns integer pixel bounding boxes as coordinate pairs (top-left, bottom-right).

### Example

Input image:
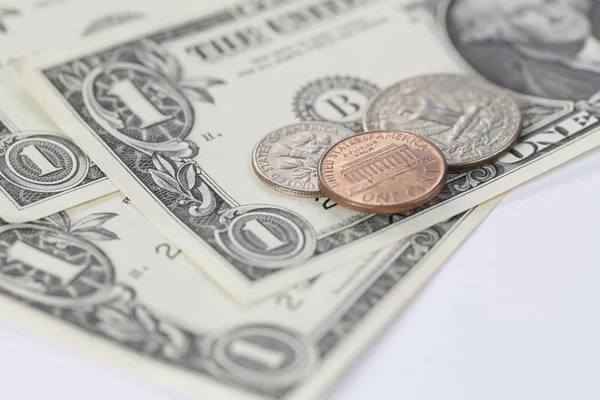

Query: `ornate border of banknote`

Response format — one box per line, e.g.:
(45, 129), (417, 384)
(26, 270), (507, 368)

(0, 194), (501, 400)
(16, 0), (600, 302)
(0, 68), (116, 223)
(0, 114), (107, 209)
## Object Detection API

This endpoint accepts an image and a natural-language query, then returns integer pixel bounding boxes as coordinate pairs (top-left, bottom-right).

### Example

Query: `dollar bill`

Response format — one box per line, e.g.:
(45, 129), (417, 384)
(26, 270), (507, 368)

(0, 190), (500, 400)
(17, 0), (600, 301)
(0, 0), (176, 222)
(0, 67), (116, 222)
(0, 0), (265, 222)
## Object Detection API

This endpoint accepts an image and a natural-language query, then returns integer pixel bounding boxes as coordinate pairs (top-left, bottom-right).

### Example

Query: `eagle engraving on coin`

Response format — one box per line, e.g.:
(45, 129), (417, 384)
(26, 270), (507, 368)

(252, 122), (356, 197)
(363, 74), (521, 170)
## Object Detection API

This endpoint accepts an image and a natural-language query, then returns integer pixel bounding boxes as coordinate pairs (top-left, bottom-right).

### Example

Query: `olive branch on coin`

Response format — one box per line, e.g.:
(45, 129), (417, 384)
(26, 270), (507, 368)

(275, 154), (317, 183)
(273, 132), (329, 183)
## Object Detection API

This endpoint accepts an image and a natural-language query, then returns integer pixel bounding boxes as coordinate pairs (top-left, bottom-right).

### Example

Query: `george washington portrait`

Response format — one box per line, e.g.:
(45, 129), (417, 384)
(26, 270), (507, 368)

(445, 0), (600, 101)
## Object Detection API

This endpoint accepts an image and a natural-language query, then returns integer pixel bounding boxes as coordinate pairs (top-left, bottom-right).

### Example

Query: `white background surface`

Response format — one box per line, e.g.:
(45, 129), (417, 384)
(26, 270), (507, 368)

(2, 147), (600, 400)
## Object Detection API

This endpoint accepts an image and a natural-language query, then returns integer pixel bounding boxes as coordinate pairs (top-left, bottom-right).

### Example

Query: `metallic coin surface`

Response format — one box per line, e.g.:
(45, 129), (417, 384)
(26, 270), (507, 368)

(317, 131), (447, 214)
(252, 122), (356, 197)
(363, 74), (521, 171)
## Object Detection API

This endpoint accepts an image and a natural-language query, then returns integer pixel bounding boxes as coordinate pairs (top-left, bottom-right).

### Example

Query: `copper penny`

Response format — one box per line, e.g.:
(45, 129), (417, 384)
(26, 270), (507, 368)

(317, 131), (447, 214)
(252, 122), (356, 197)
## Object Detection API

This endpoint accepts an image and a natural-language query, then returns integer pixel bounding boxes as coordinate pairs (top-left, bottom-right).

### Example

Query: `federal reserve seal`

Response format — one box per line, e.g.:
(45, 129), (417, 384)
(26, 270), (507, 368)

(293, 76), (380, 132)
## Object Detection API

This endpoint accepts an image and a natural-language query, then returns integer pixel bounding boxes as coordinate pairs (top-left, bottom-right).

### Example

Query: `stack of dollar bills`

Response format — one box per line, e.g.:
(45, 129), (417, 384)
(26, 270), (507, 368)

(0, 0), (597, 399)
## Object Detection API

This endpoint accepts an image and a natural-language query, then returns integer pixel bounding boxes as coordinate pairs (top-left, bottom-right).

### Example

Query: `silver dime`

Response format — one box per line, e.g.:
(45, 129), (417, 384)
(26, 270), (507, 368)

(363, 74), (522, 171)
(252, 121), (356, 197)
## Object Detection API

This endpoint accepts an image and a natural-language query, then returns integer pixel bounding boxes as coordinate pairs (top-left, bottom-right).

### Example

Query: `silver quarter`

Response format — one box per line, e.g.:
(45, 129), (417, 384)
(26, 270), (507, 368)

(363, 74), (521, 171)
(252, 121), (356, 197)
